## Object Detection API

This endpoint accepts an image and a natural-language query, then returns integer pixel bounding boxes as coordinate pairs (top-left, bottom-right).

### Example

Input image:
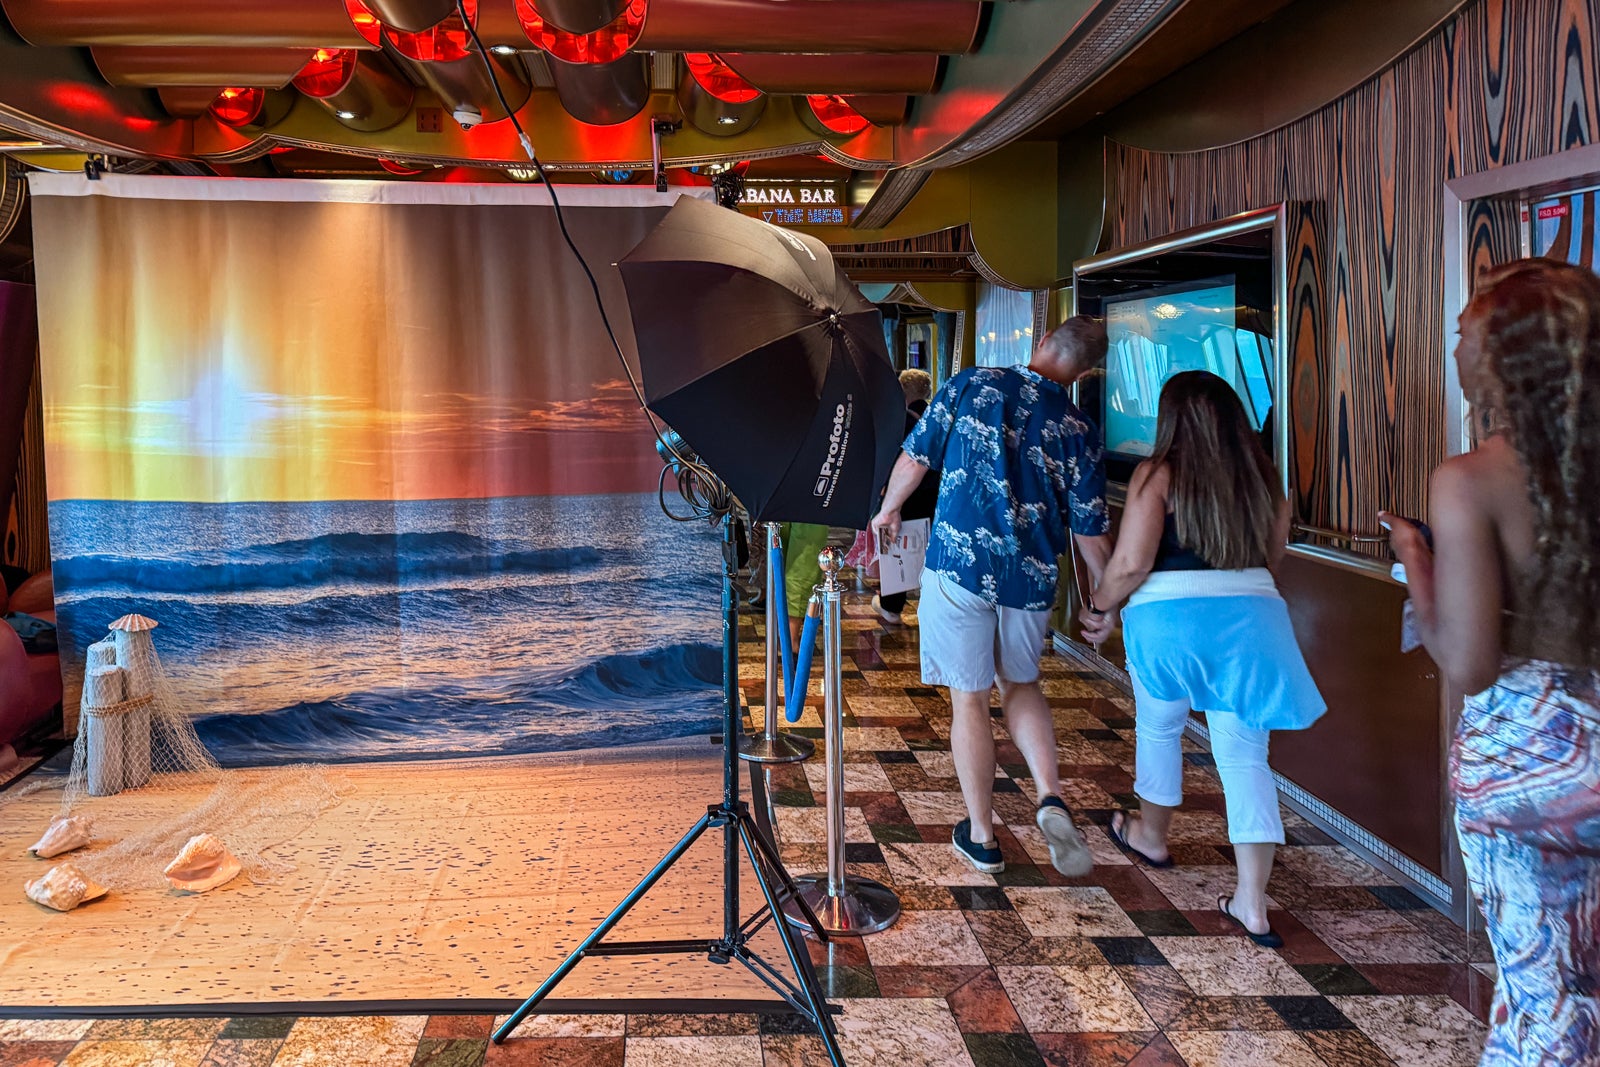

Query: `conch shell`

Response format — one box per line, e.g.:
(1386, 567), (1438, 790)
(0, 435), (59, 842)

(25, 863), (108, 911)
(30, 816), (92, 859)
(162, 834), (241, 893)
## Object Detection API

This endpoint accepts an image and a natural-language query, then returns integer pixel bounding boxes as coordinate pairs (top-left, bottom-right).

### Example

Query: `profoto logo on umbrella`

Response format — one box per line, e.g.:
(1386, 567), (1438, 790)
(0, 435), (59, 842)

(814, 395), (853, 504)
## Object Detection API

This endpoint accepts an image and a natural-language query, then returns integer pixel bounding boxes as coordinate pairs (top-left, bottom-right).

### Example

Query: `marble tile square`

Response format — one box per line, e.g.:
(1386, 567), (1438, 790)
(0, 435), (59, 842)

(0, 1041), (77, 1067)
(0, 1022), (94, 1043)
(1305, 911), (1458, 965)
(1331, 995), (1487, 1067)
(881, 841), (998, 886)
(862, 908), (988, 967)
(1006, 887), (1142, 938)
(490, 1016), (627, 1039)
(1276, 847), (1396, 887)
(1151, 938), (1316, 997)
(1141, 867), (1279, 912)
(841, 727), (911, 751)
(482, 1037), (624, 1065)
(772, 805), (876, 844)
(84, 1021), (226, 1043)
(834, 997), (975, 1067)
(1299, 1028), (1400, 1067)
(272, 1030), (421, 1067)
(899, 791), (997, 827)
(1164, 1030), (1325, 1067)
(199, 1040), (286, 1067)
(801, 761), (893, 793)
(997, 966), (1155, 1033)
(61, 1042), (214, 1067)
(619, 1035), (761, 1066)
(1027, 1031), (1164, 1065)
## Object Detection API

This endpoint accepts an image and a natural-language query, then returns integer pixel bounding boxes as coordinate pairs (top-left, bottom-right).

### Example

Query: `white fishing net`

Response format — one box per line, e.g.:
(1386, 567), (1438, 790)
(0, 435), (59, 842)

(27, 614), (342, 892)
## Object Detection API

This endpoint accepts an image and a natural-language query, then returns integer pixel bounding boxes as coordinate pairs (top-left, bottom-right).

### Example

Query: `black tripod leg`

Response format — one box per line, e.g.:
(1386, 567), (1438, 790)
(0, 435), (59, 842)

(737, 819), (847, 1067)
(492, 812), (715, 1043)
(739, 808), (830, 943)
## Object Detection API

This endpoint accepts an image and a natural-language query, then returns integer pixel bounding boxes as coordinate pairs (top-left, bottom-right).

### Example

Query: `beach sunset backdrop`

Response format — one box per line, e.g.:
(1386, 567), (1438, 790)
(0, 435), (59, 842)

(30, 179), (721, 764)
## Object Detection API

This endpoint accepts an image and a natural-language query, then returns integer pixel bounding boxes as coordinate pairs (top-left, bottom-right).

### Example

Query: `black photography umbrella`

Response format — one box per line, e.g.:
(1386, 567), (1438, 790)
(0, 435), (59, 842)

(618, 194), (904, 527)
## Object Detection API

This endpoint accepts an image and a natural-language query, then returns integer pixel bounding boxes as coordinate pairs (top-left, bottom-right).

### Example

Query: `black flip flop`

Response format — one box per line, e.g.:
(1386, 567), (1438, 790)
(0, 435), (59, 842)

(1106, 811), (1174, 869)
(1218, 895), (1283, 948)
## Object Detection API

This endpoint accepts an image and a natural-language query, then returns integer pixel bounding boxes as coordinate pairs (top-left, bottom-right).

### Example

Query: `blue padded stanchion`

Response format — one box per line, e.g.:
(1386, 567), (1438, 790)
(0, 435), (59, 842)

(786, 603), (821, 722)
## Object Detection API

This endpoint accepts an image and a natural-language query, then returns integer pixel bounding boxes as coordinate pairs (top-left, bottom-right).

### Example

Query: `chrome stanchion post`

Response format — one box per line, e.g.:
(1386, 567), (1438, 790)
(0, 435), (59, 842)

(740, 523), (815, 764)
(782, 546), (901, 936)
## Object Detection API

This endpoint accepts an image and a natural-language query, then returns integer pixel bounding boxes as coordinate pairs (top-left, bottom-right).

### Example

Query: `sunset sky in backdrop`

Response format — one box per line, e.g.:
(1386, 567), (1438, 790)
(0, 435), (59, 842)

(34, 194), (670, 502)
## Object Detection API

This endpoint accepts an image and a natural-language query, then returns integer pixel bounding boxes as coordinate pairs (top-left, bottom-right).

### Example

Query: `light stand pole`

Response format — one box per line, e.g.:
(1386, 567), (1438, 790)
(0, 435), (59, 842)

(782, 547), (901, 936)
(739, 523), (815, 765)
(491, 512), (845, 1065)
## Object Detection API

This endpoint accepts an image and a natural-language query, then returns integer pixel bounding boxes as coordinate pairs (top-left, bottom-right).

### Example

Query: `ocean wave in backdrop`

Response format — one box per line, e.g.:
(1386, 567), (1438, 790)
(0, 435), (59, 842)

(49, 494), (724, 766)
(54, 531), (602, 594)
(193, 642), (723, 766)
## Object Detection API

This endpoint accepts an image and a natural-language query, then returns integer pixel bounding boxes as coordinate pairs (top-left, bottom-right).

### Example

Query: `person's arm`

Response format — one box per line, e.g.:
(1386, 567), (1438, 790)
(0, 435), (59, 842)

(1267, 496), (1292, 570)
(1081, 463), (1165, 626)
(1382, 460), (1505, 695)
(870, 452), (930, 550)
(1074, 533), (1112, 588)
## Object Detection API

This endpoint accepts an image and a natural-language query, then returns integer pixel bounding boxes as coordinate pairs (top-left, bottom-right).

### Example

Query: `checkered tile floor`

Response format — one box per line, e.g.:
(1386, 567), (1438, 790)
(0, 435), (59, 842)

(0, 593), (1492, 1066)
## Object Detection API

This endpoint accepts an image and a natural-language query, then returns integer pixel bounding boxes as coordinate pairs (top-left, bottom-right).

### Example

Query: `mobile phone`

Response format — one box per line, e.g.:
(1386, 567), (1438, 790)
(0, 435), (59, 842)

(1379, 515), (1434, 551)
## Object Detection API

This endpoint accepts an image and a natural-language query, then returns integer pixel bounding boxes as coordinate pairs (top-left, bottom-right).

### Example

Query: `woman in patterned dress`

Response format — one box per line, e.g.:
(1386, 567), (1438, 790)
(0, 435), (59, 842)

(1385, 257), (1600, 1066)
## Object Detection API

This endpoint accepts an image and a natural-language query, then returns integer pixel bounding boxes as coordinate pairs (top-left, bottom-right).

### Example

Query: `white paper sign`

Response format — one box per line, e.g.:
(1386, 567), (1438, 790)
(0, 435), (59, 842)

(879, 519), (930, 596)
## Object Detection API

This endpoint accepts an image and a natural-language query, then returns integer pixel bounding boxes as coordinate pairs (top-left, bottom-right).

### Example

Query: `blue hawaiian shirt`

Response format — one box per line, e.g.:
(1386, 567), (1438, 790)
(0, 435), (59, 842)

(902, 366), (1109, 611)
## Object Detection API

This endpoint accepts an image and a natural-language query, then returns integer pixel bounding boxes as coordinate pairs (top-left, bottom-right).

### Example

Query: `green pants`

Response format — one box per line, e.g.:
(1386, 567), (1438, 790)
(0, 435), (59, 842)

(779, 522), (829, 617)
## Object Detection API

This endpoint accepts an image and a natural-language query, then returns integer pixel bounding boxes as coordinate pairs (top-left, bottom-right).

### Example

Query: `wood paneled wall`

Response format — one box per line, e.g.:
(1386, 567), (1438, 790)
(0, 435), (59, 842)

(1108, 0), (1599, 526)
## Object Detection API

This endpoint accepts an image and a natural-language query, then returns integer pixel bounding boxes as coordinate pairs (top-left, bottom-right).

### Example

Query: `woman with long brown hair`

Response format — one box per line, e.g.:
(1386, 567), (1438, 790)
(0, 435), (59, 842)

(1082, 370), (1324, 947)
(1385, 257), (1599, 1065)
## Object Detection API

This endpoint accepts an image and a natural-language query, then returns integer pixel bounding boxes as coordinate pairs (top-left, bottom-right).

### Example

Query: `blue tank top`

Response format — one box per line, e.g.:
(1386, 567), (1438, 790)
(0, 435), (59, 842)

(1152, 513), (1213, 572)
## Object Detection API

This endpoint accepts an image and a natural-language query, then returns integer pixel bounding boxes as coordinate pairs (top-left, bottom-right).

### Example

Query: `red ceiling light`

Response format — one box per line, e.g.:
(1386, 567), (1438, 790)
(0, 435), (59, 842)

(806, 94), (870, 136)
(210, 87), (266, 127)
(344, 0), (383, 46)
(386, 0), (477, 62)
(515, 0), (646, 64)
(684, 53), (759, 104)
(293, 48), (359, 97)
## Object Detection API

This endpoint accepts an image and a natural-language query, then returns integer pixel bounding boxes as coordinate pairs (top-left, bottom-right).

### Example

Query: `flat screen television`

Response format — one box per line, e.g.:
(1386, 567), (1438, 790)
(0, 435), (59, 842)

(1073, 207), (1285, 487)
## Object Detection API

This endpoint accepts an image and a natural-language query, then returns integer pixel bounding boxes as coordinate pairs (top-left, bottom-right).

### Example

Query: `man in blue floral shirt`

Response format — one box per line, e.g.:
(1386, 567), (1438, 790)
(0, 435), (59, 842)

(870, 317), (1113, 877)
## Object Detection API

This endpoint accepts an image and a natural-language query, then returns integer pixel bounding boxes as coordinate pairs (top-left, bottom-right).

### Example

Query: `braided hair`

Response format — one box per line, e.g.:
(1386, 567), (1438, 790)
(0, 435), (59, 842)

(1467, 258), (1600, 670)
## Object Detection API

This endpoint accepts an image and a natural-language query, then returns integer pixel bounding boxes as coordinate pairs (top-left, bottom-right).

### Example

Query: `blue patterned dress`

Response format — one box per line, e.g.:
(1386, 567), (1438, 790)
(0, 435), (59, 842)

(1451, 660), (1600, 1065)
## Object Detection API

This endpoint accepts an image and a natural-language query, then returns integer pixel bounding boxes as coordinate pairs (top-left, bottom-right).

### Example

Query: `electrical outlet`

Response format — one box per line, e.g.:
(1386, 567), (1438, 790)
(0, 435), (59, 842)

(415, 108), (443, 133)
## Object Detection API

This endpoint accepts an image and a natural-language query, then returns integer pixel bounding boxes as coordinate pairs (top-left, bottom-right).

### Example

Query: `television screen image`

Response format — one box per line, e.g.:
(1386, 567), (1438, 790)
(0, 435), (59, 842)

(1102, 279), (1275, 458)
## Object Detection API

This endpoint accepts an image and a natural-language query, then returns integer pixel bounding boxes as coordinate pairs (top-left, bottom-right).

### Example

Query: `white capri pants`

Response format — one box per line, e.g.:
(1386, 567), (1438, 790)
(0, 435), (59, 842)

(1130, 668), (1284, 845)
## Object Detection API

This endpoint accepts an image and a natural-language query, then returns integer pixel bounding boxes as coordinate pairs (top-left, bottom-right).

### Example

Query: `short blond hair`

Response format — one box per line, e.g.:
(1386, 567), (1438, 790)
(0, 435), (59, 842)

(898, 368), (933, 404)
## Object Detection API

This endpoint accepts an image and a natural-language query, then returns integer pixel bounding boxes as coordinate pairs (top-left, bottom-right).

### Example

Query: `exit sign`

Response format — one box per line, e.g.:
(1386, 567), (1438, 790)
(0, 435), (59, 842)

(738, 180), (850, 227)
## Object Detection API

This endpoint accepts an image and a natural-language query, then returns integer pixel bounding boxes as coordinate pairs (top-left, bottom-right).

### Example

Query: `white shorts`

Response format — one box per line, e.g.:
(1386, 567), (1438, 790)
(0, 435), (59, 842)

(917, 571), (1051, 692)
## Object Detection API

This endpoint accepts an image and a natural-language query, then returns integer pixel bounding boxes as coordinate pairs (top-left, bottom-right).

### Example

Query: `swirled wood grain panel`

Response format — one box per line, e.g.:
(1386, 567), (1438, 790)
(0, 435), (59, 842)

(1109, 0), (1599, 528)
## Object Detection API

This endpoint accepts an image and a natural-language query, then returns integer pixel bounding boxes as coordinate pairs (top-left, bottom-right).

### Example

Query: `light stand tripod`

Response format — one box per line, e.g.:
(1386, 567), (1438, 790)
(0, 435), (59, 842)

(491, 509), (846, 1065)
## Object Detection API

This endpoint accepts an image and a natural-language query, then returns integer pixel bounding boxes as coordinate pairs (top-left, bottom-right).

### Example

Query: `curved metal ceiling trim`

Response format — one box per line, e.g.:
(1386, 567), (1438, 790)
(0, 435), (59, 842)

(913, 0), (1185, 169)
(967, 245), (1029, 291)
(0, 0), (371, 49)
(901, 282), (965, 313)
(531, 0), (628, 36)
(90, 47), (318, 89)
(719, 54), (941, 96)
(851, 167), (931, 229)
(844, 95), (910, 126)
(361, 0), (460, 34)
(636, 0), (984, 54)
